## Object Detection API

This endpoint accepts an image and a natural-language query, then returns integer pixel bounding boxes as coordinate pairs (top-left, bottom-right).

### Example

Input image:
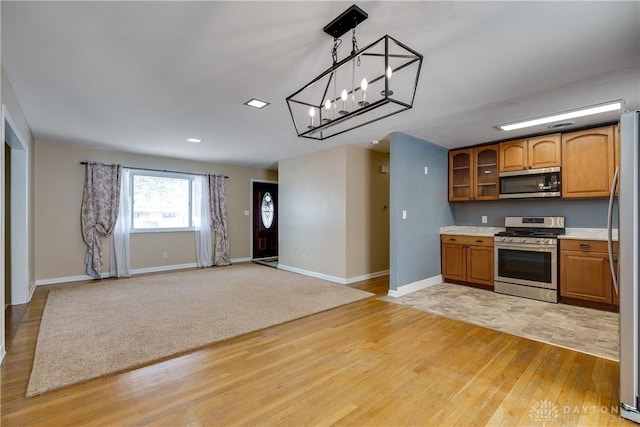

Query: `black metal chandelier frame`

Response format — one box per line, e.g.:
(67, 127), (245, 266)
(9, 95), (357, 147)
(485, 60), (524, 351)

(286, 5), (423, 140)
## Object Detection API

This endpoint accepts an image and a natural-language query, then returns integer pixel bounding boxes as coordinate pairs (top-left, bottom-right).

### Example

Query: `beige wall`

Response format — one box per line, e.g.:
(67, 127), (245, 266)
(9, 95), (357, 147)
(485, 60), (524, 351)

(278, 144), (389, 282)
(345, 146), (390, 278)
(279, 145), (348, 278)
(34, 141), (277, 281)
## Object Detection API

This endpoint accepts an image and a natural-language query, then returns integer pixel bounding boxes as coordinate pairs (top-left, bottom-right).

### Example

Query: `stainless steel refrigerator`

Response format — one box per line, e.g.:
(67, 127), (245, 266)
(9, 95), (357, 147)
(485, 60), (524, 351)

(611, 110), (640, 423)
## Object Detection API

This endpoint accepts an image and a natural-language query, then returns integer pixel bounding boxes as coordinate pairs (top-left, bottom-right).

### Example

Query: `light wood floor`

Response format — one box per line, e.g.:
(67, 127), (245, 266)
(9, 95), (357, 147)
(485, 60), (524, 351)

(1, 274), (634, 426)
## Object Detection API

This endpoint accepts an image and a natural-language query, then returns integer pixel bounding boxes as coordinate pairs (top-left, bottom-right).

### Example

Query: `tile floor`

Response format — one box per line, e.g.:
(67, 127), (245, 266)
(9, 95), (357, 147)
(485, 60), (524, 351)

(382, 283), (619, 361)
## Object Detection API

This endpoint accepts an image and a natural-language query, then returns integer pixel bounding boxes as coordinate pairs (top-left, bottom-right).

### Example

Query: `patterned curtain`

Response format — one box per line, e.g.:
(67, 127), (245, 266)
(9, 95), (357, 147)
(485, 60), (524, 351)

(81, 162), (122, 278)
(208, 174), (231, 266)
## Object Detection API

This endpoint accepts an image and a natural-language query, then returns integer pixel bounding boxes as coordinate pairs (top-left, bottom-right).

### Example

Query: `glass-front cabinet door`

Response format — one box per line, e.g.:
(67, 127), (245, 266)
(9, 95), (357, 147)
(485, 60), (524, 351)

(449, 148), (473, 201)
(449, 145), (499, 201)
(474, 144), (499, 200)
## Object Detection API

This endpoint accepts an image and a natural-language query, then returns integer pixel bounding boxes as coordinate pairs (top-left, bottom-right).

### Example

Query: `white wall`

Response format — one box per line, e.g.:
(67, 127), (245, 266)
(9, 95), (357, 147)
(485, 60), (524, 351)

(1, 65), (36, 362)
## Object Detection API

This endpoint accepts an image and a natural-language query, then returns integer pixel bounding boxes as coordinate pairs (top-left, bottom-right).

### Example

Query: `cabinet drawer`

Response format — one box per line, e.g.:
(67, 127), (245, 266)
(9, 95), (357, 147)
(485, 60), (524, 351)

(441, 235), (493, 247)
(560, 239), (618, 253)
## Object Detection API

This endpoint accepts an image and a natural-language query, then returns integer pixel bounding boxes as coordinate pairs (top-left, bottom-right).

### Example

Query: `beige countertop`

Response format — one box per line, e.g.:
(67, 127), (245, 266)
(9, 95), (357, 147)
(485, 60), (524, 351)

(560, 228), (618, 241)
(440, 226), (619, 241)
(439, 226), (504, 237)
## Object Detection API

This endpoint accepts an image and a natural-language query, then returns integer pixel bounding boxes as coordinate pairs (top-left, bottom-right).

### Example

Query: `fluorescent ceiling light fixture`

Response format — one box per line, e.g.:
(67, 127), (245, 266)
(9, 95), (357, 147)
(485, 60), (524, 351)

(185, 138), (203, 143)
(497, 101), (623, 131)
(244, 98), (270, 109)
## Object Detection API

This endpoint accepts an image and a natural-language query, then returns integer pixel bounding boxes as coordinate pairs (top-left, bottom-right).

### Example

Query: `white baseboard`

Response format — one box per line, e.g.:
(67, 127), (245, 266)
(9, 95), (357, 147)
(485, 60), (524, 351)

(344, 269), (390, 285)
(387, 274), (443, 297)
(35, 257), (251, 287)
(277, 264), (345, 284)
(28, 280), (36, 300)
(277, 265), (389, 285)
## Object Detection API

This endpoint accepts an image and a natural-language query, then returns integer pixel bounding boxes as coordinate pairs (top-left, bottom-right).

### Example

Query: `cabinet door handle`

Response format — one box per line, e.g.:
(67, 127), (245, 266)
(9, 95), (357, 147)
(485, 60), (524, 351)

(476, 240), (483, 243)
(579, 243), (591, 248)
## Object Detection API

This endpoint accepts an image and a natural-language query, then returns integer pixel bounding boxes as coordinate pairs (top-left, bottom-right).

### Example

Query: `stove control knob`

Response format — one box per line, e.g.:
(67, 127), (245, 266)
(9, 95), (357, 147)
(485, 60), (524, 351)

(536, 239), (543, 244)
(507, 238), (513, 242)
(520, 238), (526, 243)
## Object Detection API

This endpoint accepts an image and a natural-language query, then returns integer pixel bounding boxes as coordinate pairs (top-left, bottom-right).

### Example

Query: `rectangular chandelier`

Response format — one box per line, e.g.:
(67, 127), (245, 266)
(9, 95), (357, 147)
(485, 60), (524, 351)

(286, 6), (423, 140)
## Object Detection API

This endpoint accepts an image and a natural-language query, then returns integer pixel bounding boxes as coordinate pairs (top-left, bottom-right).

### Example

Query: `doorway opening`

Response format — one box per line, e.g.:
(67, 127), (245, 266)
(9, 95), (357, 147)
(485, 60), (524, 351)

(251, 180), (278, 266)
(2, 105), (31, 357)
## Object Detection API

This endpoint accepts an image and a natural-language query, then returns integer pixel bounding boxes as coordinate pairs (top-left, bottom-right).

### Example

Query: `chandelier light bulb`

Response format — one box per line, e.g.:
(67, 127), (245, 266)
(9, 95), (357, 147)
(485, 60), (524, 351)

(339, 89), (349, 115)
(308, 107), (316, 129)
(323, 99), (332, 122)
(358, 78), (369, 107)
(381, 66), (394, 97)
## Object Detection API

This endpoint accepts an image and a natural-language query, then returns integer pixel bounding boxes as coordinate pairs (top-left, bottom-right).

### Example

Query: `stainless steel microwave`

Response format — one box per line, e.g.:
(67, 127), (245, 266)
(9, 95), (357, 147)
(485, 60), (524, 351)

(499, 167), (561, 199)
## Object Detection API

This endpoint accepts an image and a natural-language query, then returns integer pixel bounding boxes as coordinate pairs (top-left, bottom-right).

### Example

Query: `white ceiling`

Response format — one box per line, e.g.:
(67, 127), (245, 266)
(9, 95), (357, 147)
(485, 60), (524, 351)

(2, 1), (639, 169)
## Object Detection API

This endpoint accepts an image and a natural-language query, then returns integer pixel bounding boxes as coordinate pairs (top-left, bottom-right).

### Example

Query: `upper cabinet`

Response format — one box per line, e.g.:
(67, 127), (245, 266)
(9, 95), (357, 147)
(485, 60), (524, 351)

(449, 124), (619, 202)
(499, 134), (561, 172)
(449, 145), (499, 201)
(562, 125), (618, 198)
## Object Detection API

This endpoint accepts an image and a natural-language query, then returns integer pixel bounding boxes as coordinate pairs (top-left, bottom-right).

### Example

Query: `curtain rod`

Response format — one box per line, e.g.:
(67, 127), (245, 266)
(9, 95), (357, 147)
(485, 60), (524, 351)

(79, 162), (229, 179)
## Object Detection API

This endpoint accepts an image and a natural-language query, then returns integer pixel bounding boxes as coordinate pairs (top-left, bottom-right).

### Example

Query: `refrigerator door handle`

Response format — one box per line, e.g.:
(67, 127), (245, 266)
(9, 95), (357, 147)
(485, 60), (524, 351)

(608, 166), (619, 296)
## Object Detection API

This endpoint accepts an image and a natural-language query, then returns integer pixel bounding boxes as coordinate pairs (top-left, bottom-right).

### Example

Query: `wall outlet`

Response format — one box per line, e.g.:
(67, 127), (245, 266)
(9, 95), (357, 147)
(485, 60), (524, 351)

(244, 210), (250, 216)
(424, 166), (428, 175)
(162, 252), (168, 258)
(402, 210), (407, 219)
(482, 216), (487, 224)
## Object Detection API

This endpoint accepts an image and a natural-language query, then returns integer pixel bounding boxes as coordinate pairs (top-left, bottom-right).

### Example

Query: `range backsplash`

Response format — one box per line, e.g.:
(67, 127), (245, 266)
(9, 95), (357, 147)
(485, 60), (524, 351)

(453, 198), (617, 228)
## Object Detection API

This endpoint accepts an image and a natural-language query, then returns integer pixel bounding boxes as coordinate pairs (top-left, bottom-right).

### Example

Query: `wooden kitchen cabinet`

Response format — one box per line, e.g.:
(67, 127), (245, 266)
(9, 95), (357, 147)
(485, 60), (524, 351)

(449, 145), (499, 201)
(499, 134), (561, 172)
(561, 125), (617, 198)
(560, 239), (619, 311)
(441, 235), (494, 288)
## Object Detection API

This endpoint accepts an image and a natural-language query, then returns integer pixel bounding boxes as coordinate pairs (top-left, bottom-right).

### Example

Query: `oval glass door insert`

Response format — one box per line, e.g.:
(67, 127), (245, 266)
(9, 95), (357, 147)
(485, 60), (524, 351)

(261, 192), (274, 229)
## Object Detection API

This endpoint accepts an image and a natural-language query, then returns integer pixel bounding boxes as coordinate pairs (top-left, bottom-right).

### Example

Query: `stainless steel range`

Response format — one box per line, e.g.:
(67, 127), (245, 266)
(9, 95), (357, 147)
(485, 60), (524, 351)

(494, 216), (565, 303)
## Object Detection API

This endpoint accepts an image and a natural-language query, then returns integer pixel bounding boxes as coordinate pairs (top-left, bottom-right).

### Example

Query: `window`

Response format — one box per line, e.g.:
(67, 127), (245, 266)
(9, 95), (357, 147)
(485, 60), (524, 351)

(130, 171), (195, 231)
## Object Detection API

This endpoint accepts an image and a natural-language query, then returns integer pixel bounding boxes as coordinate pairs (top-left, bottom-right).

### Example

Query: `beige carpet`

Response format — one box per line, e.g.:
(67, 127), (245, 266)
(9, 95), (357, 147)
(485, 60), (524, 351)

(27, 264), (373, 397)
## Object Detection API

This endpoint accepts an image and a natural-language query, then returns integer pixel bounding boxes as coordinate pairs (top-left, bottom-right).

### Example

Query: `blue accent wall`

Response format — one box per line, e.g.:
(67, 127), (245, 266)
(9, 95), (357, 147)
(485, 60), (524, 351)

(453, 198), (617, 228)
(389, 132), (455, 291)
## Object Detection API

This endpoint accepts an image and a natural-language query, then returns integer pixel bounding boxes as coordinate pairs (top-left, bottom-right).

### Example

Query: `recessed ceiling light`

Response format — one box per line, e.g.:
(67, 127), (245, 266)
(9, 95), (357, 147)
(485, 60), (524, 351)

(244, 98), (270, 109)
(186, 138), (203, 143)
(497, 100), (623, 131)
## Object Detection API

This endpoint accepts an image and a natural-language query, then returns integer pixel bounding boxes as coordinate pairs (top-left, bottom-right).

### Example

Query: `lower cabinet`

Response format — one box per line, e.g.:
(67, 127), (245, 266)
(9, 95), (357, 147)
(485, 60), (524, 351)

(441, 235), (494, 288)
(560, 239), (619, 310)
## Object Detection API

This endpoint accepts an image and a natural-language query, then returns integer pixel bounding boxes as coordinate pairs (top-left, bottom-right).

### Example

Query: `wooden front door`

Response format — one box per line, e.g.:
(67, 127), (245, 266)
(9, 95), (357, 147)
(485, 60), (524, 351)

(252, 182), (278, 259)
